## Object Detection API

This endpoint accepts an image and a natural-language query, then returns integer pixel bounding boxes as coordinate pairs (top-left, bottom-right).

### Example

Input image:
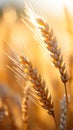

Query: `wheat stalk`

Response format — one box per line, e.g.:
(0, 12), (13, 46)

(35, 18), (69, 107)
(19, 56), (55, 117)
(64, 7), (73, 90)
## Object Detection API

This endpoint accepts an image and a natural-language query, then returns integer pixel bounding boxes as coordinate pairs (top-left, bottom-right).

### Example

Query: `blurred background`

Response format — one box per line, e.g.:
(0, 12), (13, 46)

(0, 0), (73, 130)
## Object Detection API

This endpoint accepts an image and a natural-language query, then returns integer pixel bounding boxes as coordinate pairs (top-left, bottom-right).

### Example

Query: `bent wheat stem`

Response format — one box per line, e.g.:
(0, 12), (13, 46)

(64, 83), (68, 107)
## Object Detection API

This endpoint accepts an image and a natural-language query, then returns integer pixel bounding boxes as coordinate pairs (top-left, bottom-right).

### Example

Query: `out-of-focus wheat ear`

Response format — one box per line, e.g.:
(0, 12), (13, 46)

(36, 18), (69, 106)
(60, 95), (70, 130)
(0, 84), (23, 130)
(0, 98), (8, 122)
(60, 95), (67, 130)
(0, 107), (6, 122)
(19, 56), (55, 117)
(22, 88), (29, 124)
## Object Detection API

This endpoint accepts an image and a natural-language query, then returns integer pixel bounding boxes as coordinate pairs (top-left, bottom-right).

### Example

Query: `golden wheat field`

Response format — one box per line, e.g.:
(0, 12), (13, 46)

(0, 0), (73, 130)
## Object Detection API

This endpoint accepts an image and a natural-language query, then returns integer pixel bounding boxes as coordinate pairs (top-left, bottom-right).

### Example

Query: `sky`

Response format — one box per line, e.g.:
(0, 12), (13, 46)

(0, 0), (73, 16)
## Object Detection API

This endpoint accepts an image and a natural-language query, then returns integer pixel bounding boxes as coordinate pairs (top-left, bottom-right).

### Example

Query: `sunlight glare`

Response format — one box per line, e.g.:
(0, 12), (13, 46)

(40, 0), (73, 16)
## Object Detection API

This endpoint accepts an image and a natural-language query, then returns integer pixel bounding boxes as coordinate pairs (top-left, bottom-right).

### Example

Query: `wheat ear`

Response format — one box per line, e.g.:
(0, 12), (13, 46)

(22, 88), (29, 124)
(36, 18), (69, 106)
(0, 107), (6, 121)
(0, 84), (22, 130)
(60, 95), (67, 130)
(19, 56), (54, 117)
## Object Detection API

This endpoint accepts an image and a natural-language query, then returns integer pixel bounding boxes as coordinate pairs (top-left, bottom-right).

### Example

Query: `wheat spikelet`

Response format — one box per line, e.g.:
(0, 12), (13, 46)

(19, 56), (54, 117)
(36, 18), (69, 85)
